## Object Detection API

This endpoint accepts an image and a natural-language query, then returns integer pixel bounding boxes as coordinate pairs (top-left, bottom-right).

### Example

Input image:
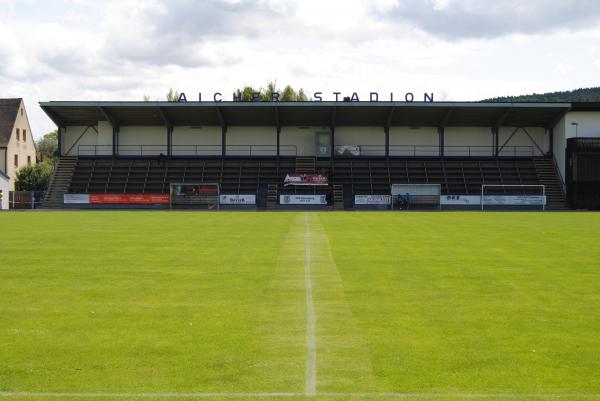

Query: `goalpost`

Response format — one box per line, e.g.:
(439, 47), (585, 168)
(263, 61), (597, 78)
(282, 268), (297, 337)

(481, 184), (546, 211)
(170, 183), (220, 210)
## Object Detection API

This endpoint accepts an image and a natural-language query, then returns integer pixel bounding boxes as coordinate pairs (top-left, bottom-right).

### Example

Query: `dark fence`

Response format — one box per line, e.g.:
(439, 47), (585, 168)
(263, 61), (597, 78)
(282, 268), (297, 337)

(9, 191), (46, 209)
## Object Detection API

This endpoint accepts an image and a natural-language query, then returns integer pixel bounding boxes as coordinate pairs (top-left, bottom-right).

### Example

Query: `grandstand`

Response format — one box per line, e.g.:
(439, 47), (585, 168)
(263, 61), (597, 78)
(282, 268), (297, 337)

(39, 101), (600, 210)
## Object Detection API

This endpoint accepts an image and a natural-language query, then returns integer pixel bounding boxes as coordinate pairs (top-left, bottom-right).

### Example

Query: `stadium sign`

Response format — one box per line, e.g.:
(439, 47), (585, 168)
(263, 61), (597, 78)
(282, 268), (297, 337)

(482, 195), (547, 206)
(179, 91), (435, 103)
(219, 194), (256, 205)
(440, 195), (481, 205)
(280, 195), (327, 205)
(355, 195), (392, 205)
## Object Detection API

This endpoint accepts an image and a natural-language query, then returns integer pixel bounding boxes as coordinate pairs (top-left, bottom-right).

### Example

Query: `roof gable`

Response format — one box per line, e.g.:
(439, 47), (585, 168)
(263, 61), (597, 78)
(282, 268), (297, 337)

(0, 98), (22, 146)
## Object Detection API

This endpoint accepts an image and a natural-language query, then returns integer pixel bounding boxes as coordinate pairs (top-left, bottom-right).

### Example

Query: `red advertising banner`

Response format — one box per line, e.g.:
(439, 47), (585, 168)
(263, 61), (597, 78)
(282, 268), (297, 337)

(89, 194), (170, 205)
(284, 173), (328, 186)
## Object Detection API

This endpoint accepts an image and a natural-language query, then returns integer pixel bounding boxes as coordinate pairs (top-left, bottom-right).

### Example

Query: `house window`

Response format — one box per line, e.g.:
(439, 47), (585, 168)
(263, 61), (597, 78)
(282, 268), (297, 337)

(23, 129), (26, 142)
(20, 108), (23, 116)
(16, 128), (20, 141)
(27, 156), (31, 165)
(14, 154), (18, 168)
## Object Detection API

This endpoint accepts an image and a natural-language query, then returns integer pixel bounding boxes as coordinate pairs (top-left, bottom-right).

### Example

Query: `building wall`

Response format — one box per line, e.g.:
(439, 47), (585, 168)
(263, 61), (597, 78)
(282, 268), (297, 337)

(172, 126), (221, 156)
(553, 111), (600, 186)
(227, 127), (277, 156)
(118, 126), (167, 156)
(5, 100), (37, 190)
(553, 116), (567, 186)
(62, 125), (99, 156)
(280, 127), (322, 156)
(0, 174), (8, 210)
(97, 121), (113, 150)
(445, 127), (493, 156)
(498, 126), (548, 157)
(335, 127), (385, 156)
(389, 127), (439, 156)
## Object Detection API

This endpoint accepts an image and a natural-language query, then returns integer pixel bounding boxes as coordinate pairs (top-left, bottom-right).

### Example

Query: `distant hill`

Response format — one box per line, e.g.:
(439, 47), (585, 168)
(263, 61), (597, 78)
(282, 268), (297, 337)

(483, 87), (600, 102)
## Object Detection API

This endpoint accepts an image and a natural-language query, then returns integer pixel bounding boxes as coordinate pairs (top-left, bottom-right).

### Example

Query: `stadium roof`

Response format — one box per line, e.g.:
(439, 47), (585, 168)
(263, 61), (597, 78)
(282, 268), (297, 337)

(40, 101), (579, 129)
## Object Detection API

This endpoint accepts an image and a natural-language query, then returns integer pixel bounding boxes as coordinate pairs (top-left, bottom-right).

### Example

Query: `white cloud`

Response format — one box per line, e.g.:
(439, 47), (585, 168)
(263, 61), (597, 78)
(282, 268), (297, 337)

(0, 0), (599, 138)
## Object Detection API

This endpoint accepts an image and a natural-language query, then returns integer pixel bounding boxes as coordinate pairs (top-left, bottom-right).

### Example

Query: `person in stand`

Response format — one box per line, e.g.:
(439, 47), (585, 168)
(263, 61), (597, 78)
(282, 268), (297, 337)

(159, 152), (167, 165)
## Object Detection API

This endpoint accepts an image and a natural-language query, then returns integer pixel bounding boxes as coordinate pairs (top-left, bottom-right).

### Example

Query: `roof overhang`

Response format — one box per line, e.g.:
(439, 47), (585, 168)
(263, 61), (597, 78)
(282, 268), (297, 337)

(39, 101), (573, 129)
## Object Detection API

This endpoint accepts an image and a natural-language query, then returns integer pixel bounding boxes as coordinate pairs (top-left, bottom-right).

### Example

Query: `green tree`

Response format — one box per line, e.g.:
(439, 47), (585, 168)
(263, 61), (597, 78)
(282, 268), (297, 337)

(166, 88), (180, 102)
(36, 130), (58, 162)
(233, 81), (309, 101)
(15, 162), (53, 191)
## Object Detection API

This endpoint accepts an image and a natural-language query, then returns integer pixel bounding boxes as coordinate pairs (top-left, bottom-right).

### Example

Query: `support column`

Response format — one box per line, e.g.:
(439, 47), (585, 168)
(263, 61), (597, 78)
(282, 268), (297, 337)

(221, 126), (227, 157)
(438, 126), (445, 157)
(276, 126), (281, 157)
(494, 127), (499, 157)
(548, 128), (554, 157)
(384, 126), (390, 157)
(167, 126), (173, 157)
(57, 127), (62, 157)
(330, 126), (335, 159)
(112, 127), (119, 157)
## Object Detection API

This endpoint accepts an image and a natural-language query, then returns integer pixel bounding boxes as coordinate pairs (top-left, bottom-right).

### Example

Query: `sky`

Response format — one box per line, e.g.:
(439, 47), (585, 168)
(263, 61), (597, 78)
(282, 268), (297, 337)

(1, 0), (600, 138)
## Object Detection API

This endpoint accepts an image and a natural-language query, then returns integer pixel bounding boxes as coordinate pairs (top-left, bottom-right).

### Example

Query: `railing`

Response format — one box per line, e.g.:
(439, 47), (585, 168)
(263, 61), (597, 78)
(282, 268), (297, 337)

(343, 145), (535, 157)
(78, 144), (297, 157)
(78, 144), (534, 158)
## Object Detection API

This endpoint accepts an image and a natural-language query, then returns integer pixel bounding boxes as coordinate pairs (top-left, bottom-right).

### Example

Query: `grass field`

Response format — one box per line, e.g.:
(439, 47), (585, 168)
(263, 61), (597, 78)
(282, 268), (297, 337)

(0, 211), (599, 401)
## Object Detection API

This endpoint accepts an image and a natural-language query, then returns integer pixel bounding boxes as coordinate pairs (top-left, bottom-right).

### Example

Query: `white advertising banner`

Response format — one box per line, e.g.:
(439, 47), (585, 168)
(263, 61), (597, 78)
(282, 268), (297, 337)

(355, 195), (391, 205)
(280, 194), (327, 205)
(219, 194), (256, 205)
(440, 195), (481, 205)
(483, 195), (547, 206)
(63, 194), (90, 204)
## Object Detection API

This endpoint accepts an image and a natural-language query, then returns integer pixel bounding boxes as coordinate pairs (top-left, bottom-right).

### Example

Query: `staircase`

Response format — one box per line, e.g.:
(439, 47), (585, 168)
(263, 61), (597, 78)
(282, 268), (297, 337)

(333, 184), (344, 210)
(43, 157), (77, 208)
(267, 184), (278, 208)
(534, 159), (570, 210)
(295, 157), (316, 173)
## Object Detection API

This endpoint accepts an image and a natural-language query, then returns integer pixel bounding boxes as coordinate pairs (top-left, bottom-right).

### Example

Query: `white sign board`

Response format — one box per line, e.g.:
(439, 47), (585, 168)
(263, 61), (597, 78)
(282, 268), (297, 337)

(0, 174), (8, 210)
(64, 194), (90, 204)
(483, 195), (546, 205)
(440, 195), (481, 205)
(355, 195), (391, 205)
(280, 194), (327, 205)
(219, 194), (256, 205)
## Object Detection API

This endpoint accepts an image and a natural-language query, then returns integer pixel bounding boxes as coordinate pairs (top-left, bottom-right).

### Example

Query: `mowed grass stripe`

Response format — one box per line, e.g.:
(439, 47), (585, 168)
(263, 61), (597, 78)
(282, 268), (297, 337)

(0, 212), (303, 392)
(319, 212), (600, 394)
(304, 214), (317, 395)
(308, 214), (381, 393)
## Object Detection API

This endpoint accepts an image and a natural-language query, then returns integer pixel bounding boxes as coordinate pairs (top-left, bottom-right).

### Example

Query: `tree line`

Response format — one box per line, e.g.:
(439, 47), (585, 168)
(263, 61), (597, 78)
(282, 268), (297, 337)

(483, 86), (600, 102)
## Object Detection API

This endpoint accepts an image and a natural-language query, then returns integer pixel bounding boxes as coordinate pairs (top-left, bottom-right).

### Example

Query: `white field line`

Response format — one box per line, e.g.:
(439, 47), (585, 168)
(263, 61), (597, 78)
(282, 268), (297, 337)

(304, 213), (317, 396)
(2, 392), (600, 399)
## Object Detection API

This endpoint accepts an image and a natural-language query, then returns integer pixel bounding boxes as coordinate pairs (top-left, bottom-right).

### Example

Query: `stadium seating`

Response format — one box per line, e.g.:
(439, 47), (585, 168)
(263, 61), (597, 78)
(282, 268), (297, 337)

(66, 157), (565, 207)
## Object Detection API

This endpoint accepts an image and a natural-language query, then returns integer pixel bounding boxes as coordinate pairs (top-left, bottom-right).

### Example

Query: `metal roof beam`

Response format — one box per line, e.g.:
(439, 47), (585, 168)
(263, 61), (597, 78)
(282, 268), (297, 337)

(493, 107), (512, 128)
(330, 106), (337, 128)
(40, 106), (65, 128)
(439, 107), (454, 128)
(547, 107), (571, 129)
(157, 107), (172, 127)
(98, 106), (119, 128)
(274, 106), (280, 131)
(216, 106), (227, 128)
(385, 106), (396, 129)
